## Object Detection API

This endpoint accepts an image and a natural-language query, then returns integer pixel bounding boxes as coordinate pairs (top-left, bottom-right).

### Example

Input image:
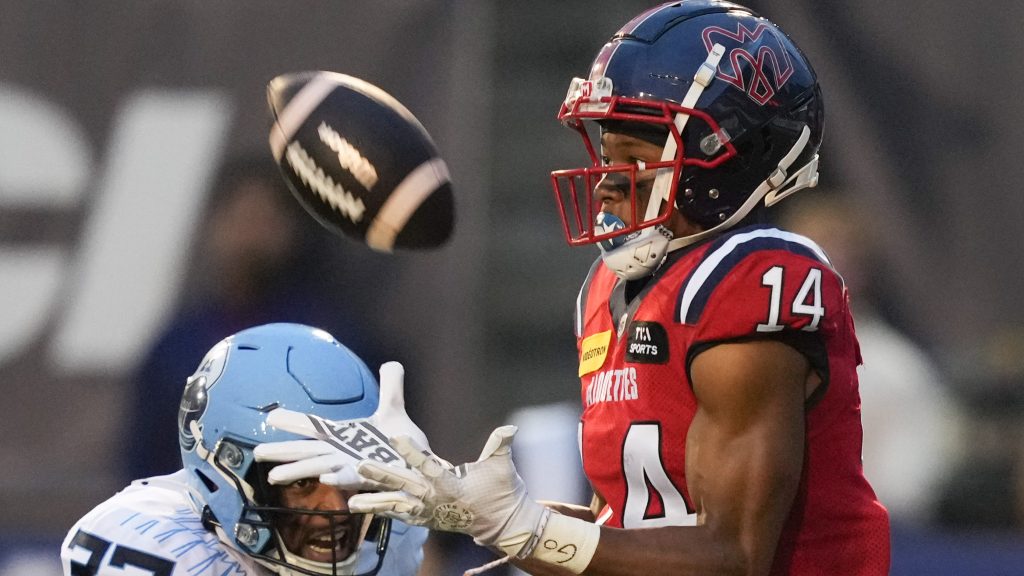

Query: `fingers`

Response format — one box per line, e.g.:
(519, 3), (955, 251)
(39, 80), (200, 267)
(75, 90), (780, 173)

(377, 361), (406, 414)
(477, 425), (518, 461)
(266, 408), (321, 438)
(374, 362), (433, 451)
(319, 467), (379, 490)
(265, 452), (350, 485)
(348, 491), (425, 520)
(262, 448), (389, 490)
(390, 435), (449, 477)
(253, 439), (334, 462)
(321, 469), (390, 492)
(388, 434), (428, 464)
(357, 460), (431, 499)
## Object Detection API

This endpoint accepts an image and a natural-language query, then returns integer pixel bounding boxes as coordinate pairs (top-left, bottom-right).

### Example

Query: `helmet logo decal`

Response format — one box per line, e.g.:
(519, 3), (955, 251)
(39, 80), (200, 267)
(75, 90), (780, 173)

(701, 23), (794, 105)
(178, 375), (210, 451)
(563, 77), (614, 112)
(178, 340), (230, 452)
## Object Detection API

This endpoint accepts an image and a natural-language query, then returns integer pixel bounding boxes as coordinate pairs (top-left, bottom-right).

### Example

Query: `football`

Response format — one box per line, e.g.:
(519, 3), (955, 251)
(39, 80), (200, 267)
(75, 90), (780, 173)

(267, 71), (454, 252)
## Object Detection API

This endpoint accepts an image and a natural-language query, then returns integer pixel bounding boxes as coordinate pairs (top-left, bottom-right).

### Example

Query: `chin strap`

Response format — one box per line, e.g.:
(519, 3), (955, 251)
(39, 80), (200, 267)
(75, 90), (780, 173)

(666, 125), (818, 252)
(764, 151), (819, 206)
(646, 43), (726, 225)
(600, 44), (727, 280)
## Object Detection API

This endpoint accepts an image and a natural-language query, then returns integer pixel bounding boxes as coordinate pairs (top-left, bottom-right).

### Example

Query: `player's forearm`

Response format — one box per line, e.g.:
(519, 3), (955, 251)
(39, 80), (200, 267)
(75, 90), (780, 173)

(585, 524), (748, 576)
(513, 556), (581, 576)
(538, 500), (596, 522)
(514, 514), (758, 576)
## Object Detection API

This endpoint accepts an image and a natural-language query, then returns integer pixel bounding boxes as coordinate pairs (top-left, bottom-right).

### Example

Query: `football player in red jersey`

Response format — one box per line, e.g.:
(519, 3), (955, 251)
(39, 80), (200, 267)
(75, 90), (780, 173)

(281, 2), (891, 575)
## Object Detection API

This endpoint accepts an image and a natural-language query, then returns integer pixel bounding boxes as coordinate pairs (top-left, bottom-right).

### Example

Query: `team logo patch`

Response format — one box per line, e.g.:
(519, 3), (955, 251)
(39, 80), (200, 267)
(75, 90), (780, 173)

(579, 330), (612, 376)
(701, 23), (794, 105)
(178, 375), (209, 451)
(625, 321), (668, 364)
(433, 504), (473, 531)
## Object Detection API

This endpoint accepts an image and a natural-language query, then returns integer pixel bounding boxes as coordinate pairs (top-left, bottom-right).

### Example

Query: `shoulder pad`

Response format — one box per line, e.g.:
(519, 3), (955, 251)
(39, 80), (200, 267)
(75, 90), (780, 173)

(676, 226), (832, 325)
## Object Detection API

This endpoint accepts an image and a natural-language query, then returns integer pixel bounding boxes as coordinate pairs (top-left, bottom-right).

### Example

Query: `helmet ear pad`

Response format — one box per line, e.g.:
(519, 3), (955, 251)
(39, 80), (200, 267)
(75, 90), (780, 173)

(678, 126), (772, 228)
(678, 84), (823, 228)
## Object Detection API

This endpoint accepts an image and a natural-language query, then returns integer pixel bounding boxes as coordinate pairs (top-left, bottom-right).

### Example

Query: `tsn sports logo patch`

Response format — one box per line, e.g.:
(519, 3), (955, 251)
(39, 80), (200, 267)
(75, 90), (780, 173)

(701, 22), (794, 105)
(624, 321), (668, 364)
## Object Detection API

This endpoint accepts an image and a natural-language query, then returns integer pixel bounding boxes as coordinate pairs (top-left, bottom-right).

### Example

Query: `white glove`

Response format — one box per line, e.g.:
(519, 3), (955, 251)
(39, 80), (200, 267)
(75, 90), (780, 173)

(253, 361), (430, 490)
(348, 425), (549, 558)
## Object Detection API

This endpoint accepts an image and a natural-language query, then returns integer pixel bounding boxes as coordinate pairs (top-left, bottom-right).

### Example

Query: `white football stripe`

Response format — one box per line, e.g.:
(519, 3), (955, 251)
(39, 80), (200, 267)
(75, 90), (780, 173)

(269, 76), (337, 162)
(365, 157), (450, 252)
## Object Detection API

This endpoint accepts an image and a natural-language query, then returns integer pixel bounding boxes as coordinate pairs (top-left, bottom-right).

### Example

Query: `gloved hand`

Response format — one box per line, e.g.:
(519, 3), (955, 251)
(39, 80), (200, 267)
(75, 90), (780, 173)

(253, 361), (430, 490)
(348, 425), (549, 558)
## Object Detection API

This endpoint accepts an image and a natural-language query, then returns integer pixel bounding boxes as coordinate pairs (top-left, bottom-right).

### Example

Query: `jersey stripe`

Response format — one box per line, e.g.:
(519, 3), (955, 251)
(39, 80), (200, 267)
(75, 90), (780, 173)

(676, 227), (832, 325)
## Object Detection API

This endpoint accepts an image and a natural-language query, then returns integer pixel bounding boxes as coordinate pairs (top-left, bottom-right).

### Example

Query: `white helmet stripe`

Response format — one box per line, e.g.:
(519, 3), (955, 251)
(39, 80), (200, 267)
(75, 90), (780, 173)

(646, 43), (726, 224)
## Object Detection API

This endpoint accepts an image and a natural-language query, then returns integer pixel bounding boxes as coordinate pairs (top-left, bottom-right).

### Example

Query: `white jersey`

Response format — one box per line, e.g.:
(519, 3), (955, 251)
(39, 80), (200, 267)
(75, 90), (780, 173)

(60, 470), (427, 576)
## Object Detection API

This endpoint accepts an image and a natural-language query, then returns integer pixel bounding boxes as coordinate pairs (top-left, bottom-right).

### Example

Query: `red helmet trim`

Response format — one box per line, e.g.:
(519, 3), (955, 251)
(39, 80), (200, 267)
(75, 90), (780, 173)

(552, 94), (737, 246)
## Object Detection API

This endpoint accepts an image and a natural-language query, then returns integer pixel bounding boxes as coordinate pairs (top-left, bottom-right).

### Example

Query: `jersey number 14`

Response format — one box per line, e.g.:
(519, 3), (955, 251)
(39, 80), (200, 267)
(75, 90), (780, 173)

(757, 266), (824, 333)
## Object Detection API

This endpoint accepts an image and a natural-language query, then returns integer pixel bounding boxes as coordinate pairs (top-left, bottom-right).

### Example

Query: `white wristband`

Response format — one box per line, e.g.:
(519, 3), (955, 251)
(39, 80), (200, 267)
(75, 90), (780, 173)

(527, 512), (601, 574)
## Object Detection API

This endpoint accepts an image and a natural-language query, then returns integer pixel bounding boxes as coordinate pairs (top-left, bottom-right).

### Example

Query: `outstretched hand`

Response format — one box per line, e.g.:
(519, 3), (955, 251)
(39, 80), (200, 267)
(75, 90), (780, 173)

(253, 361), (429, 490)
(348, 425), (549, 558)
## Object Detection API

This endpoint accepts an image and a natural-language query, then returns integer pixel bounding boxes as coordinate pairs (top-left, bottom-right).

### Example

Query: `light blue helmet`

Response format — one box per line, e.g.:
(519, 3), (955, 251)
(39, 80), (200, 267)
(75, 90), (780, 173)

(178, 323), (389, 576)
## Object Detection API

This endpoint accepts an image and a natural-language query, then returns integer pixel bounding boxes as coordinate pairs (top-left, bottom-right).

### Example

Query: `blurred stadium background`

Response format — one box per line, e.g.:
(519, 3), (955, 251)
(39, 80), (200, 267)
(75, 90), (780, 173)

(2, 1), (1023, 574)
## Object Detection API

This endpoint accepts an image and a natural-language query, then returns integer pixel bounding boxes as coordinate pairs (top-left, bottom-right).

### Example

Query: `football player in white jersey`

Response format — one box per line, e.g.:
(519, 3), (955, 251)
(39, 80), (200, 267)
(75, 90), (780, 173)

(61, 323), (428, 576)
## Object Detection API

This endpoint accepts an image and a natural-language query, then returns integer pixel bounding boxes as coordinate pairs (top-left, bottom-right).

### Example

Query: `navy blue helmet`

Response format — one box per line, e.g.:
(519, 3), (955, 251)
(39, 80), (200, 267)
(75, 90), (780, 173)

(553, 0), (823, 271)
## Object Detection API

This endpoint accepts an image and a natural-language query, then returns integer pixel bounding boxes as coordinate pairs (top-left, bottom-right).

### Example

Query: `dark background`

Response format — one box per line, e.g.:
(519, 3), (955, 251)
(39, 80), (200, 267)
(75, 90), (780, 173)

(2, 1), (1023, 573)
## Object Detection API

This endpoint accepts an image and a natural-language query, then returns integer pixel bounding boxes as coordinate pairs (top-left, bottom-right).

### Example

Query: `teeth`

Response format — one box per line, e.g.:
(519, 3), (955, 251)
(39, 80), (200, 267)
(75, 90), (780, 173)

(308, 530), (348, 552)
(308, 544), (332, 553)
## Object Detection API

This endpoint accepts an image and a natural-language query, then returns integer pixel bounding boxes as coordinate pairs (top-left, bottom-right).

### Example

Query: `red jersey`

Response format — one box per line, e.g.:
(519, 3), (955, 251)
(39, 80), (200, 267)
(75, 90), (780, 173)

(574, 225), (890, 575)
